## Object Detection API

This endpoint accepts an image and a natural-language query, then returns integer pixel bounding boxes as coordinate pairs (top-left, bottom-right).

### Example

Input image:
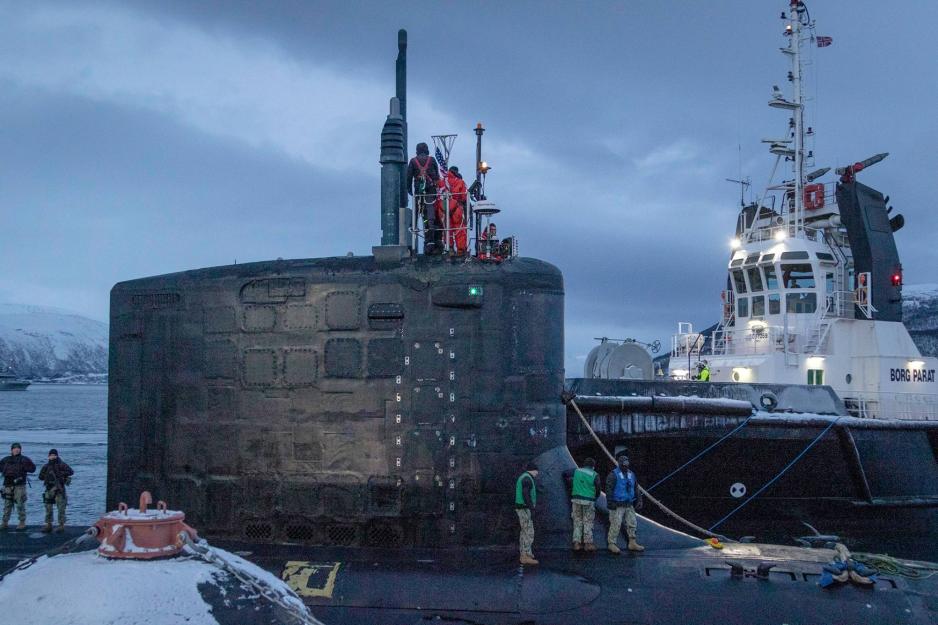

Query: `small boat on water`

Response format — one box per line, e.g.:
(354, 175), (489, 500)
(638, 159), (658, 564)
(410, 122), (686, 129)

(0, 372), (30, 391)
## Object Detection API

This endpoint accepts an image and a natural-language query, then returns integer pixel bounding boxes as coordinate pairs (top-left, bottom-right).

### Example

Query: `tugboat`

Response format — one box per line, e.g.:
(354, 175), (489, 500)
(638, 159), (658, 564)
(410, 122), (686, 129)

(0, 371), (30, 391)
(568, 0), (938, 559)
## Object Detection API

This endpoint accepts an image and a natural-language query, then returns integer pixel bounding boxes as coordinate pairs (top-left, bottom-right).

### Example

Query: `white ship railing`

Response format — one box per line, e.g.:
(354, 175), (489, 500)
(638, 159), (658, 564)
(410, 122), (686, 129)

(743, 224), (823, 245)
(842, 392), (938, 421)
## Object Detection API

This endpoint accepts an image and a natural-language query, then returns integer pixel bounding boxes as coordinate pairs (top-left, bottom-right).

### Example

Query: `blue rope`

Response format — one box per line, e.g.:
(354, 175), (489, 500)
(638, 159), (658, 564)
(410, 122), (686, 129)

(647, 415), (754, 492)
(709, 418), (840, 532)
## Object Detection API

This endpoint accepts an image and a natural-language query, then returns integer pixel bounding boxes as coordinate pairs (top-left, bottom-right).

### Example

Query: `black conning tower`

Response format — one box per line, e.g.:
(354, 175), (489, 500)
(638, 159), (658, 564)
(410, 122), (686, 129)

(106, 30), (570, 551)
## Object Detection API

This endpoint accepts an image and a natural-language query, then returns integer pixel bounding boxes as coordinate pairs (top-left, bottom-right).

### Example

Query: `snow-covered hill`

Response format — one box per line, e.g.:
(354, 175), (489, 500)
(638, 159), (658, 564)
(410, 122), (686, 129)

(904, 284), (938, 357)
(0, 303), (108, 381)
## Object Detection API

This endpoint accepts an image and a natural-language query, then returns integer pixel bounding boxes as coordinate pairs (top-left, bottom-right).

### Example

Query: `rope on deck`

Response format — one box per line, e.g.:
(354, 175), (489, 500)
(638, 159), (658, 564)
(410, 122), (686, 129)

(566, 396), (730, 542)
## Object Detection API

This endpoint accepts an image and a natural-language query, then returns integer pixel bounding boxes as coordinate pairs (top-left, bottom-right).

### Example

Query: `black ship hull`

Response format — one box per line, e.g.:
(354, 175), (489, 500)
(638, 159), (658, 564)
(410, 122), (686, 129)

(566, 378), (938, 561)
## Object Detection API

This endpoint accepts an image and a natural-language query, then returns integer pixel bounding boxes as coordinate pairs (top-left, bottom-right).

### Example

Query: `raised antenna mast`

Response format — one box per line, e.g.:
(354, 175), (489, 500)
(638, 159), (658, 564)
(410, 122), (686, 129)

(788, 0), (806, 233)
(726, 177), (751, 208)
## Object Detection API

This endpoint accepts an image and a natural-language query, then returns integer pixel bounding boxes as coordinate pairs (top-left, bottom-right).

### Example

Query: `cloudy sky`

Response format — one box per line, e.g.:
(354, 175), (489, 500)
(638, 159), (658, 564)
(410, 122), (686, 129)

(2, 0), (936, 373)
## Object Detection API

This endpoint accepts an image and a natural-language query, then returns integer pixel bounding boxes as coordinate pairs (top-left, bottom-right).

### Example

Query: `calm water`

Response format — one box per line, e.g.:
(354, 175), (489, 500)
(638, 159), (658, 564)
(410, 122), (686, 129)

(0, 384), (106, 526)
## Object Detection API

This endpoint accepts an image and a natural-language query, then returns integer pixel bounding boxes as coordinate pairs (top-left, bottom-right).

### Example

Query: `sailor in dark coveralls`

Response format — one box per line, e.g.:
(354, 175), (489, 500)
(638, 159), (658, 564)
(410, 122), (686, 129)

(39, 448), (74, 533)
(1, 443), (36, 530)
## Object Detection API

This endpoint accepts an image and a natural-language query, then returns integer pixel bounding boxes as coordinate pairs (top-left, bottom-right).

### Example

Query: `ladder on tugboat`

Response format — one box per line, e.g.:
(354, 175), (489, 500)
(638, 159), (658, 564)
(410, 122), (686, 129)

(805, 317), (833, 354)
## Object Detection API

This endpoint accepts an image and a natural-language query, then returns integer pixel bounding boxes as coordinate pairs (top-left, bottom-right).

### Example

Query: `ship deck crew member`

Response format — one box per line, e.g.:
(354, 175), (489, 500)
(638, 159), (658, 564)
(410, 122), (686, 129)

(1, 443), (36, 530)
(564, 457), (601, 552)
(479, 223), (501, 260)
(435, 166), (468, 254)
(696, 361), (711, 381)
(514, 462), (539, 566)
(405, 142), (442, 254)
(38, 448), (74, 533)
(606, 454), (644, 553)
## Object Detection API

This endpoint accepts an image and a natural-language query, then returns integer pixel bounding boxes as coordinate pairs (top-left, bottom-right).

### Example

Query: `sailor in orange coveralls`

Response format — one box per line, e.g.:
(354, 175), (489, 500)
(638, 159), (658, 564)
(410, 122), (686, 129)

(435, 166), (468, 254)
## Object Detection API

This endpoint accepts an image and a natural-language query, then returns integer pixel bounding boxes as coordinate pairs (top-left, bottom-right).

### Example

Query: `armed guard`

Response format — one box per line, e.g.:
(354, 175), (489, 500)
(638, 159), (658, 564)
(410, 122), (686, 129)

(1, 443), (36, 530)
(564, 457), (601, 551)
(605, 454), (644, 553)
(38, 448), (74, 533)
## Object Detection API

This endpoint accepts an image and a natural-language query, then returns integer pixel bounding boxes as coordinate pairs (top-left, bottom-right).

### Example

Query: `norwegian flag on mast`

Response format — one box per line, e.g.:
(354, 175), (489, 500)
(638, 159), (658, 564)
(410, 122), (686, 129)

(816, 35), (833, 47)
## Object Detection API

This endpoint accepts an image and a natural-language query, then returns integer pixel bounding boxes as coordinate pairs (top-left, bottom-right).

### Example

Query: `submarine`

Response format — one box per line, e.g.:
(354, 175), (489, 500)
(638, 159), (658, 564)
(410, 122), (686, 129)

(4, 22), (938, 625)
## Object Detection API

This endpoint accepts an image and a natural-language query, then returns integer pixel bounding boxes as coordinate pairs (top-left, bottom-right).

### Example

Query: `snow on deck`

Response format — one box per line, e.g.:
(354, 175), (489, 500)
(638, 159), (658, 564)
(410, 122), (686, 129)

(0, 552), (217, 625)
(0, 543), (311, 625)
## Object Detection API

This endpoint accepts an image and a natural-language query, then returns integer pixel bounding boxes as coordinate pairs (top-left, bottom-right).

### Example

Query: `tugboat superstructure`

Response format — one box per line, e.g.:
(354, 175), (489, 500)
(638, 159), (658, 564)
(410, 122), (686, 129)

(671, 1), (937, 420)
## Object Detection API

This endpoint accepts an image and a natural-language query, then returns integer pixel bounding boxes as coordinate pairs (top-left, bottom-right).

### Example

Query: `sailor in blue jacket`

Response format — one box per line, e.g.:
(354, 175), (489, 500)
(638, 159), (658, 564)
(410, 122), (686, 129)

(605, 454), (644, 553)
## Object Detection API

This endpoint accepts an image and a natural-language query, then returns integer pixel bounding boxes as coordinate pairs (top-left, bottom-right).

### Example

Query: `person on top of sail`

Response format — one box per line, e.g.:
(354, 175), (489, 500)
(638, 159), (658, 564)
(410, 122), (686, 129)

(435, 166), (468, 255)
(405, 142), (442, 254)
(479, 223), (501, 260)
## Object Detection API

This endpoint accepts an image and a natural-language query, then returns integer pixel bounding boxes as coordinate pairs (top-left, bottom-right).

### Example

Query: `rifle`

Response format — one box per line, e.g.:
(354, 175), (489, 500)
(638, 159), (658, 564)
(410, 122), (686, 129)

(43, 461), (65, 503)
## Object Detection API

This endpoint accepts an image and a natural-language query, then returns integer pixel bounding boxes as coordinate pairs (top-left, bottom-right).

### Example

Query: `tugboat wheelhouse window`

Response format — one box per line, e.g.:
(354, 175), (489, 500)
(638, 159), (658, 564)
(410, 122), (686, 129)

(747, 267), (764, 292)
(732, 270), (748, 293)
(781, 263), (815, 289)
(752, 295), (766, 317)
(787, 292), (817, 313)
(763, 264), (779, 290)
(738, 297), (749, 318)
(768, 293), (781, 314)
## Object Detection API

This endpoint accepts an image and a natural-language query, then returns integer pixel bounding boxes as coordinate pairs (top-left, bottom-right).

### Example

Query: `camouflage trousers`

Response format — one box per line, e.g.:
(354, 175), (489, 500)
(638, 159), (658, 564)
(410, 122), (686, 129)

(2, 485), (28, 525)
(608, 505), (637, 545)
(43, 488), (67, 526)
(571, 501), (595, 544)
(516, 509), (534, 556)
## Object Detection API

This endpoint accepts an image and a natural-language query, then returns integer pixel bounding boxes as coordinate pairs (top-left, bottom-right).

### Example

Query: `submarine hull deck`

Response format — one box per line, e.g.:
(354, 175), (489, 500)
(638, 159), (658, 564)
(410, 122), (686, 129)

(3, 521), (937, 625)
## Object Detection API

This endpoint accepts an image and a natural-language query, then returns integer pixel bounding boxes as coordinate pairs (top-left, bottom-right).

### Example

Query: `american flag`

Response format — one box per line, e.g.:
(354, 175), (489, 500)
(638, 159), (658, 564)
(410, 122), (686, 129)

(816, 35), (832, 47)
(435, 147), (447, 174)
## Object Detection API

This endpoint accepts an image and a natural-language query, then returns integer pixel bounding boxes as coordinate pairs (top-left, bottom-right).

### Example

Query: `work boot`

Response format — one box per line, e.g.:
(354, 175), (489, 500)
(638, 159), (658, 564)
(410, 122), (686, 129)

(584, 542), (596, 553)
(41, 523), (52, 533)
(55, 523), (65, 533)
(16, 521), (26, 531)
(608, 543), (621, 555)
(572, 541), (582, 551)
(627, 538), (645, 552)
(519, 553), (539, 566)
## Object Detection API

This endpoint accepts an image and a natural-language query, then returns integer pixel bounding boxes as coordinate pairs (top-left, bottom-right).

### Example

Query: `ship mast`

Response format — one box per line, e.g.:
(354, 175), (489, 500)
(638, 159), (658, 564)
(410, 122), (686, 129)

(788, 0), (806, 235)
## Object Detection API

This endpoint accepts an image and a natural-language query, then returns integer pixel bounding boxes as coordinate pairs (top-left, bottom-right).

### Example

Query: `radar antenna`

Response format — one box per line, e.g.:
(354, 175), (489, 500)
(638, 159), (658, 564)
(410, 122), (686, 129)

(725, 177), (752, 207)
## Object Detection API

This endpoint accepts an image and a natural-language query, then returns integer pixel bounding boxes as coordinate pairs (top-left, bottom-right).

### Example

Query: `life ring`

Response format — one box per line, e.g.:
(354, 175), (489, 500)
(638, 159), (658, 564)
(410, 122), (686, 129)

(804, 183), (825, 210)
(759, 391), (779, 411)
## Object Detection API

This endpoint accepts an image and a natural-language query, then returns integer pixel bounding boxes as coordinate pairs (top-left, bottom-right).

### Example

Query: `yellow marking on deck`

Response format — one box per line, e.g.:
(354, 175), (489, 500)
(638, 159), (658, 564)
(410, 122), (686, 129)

(281, 561), (341, 598)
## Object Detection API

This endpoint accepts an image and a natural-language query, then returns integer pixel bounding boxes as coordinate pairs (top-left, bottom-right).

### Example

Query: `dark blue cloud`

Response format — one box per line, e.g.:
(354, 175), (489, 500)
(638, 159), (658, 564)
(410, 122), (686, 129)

(3, 0), (937, 376)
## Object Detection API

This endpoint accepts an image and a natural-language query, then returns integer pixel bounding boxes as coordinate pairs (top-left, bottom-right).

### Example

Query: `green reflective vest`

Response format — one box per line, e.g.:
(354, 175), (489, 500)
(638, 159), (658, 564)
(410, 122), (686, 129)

(515, 471), (536, 507)
(571, 467), (598, 501)
(699, 367), (711, 381)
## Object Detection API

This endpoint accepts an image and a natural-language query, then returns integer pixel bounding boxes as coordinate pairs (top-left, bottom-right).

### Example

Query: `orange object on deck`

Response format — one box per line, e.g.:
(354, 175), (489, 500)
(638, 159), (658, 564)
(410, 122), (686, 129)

(93, 491), (198, 559)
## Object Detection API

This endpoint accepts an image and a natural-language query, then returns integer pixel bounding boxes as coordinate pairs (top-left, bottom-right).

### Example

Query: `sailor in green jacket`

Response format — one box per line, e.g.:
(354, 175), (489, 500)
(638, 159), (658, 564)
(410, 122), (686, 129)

(563, 458), (602, 551)
(514, 462), (539, 566)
